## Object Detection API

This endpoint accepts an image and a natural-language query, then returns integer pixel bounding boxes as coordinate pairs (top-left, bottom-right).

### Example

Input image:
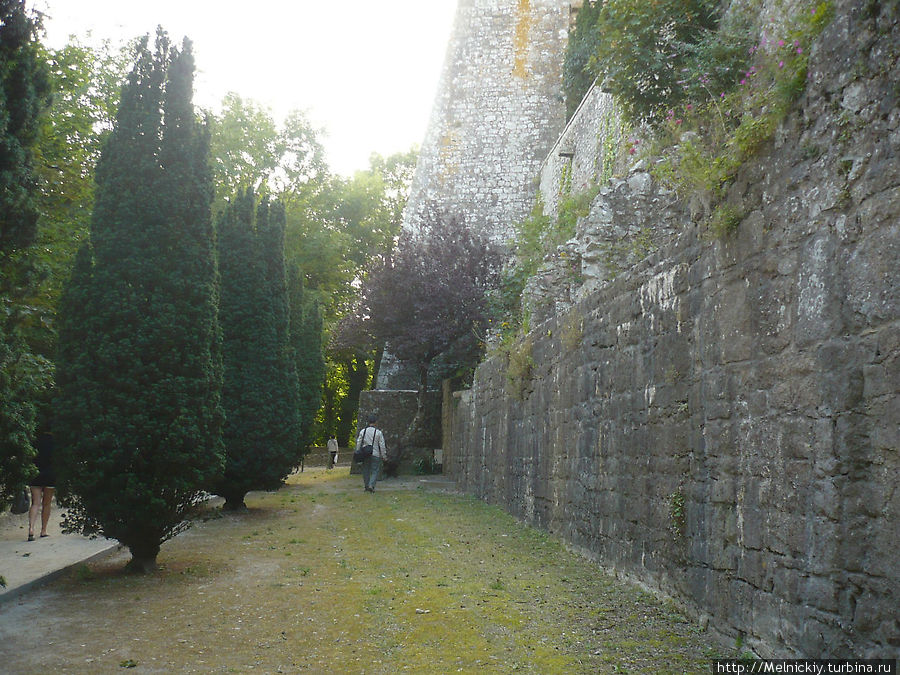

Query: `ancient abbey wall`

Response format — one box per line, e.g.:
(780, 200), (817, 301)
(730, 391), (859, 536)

(401, 0), (572, 243)
(445, 0), (899, 659)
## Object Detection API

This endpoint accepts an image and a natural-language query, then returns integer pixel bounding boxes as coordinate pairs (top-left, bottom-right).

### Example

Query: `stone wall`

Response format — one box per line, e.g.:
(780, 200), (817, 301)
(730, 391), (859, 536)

(446, 0), (899, 658)
(402, 0), (573, 244)
(537, 85), (623, 220)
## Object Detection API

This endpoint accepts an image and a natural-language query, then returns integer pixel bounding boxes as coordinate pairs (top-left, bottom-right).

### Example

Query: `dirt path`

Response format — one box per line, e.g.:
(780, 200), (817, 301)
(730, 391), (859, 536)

(0, 469), (723, 673)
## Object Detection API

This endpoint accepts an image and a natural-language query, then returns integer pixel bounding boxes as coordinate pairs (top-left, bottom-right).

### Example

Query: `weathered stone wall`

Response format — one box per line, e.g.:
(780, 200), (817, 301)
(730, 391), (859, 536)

(402, 0), (573, 244)
(447, 0), (899, 658)
(537, 86), (623, 220)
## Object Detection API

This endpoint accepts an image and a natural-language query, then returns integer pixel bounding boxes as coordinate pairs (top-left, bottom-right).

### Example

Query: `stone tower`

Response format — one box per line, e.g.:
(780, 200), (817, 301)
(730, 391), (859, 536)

(401, 0), (574, 243)
(376, 0), (574, 390)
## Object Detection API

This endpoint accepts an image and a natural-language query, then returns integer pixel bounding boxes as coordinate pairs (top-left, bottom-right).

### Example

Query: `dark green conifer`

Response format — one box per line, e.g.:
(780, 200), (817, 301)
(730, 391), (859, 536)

(54, 32), (223, 572)
(215, 191), (300, 509)
(288, 264), (325, 454)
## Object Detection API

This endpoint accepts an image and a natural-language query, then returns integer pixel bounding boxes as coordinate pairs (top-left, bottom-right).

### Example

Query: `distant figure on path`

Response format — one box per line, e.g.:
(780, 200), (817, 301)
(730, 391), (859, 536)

(356, 415), (387, 493)
(28, 428), (56, 541)
(327, 436), (339, 469)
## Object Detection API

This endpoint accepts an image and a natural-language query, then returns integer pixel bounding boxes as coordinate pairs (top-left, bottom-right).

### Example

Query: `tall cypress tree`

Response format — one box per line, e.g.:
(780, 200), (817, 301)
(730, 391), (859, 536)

(259, 199), (301, 466)
(288, 264), (325, 454)
(54, 31), (223, 572)
(215, 191), (300, 509)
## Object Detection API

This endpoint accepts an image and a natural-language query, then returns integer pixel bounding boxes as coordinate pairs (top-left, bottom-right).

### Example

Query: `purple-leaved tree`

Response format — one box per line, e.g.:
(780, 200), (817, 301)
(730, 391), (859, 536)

(337, 210), (502, 462)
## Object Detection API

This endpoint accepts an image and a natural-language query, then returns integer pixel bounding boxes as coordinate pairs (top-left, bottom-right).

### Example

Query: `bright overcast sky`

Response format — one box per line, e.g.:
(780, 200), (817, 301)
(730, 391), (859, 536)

(34, 0), (458, 177)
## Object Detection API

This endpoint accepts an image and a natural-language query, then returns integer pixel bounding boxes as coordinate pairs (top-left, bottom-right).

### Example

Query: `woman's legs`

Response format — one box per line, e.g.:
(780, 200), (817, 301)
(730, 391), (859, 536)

(28, 487), (42, 538)
(40, 487), (54, 536)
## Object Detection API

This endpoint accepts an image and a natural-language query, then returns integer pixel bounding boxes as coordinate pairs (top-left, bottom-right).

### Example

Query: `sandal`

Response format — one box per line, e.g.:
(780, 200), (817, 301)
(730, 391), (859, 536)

(27, 534), (34, 541)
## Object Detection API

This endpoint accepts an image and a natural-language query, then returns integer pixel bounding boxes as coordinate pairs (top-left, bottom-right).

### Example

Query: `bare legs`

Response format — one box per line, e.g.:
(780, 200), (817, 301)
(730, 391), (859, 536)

(27, 486), (54, 540)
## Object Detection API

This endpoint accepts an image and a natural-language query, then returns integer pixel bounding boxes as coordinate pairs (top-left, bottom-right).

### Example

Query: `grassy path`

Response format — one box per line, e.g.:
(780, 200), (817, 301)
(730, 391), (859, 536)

(0, 469), (720, 673)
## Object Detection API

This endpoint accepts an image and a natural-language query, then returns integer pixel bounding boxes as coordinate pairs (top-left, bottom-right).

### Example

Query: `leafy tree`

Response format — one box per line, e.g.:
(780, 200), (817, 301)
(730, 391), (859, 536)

(339, 209), (502, 458)
(592, 0), (750, 123)
(19, 38), (130, 358)
(0, 0), (51, 253)
(314, 151), (418, 444)
(214, 190), (300, 510)
(563, 0), (602, 120)
(208, 96), (328, 214)
(335, 351), (369, 448)
(207, 93), (280, 202)
(0, 0), (51, 504)
(54, 31), (224, 571)
(274, 110), (329, 197)
(278, 150), (417, 446)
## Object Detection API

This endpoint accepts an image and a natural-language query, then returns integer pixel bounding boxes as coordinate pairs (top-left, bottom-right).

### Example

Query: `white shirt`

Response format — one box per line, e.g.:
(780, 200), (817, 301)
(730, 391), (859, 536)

(355, 426), (387, 460)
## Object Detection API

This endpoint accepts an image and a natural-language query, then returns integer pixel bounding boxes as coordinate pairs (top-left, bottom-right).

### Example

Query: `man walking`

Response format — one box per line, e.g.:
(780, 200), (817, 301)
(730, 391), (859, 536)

(356, 415), (387, 492)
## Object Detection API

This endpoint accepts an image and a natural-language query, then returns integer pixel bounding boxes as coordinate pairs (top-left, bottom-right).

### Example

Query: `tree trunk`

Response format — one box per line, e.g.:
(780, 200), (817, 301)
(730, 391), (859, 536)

(126, 555), (158, 574)
(222, 493), (248, 511)
(338, 355), (368, 447)
(126, 541), (161, 574)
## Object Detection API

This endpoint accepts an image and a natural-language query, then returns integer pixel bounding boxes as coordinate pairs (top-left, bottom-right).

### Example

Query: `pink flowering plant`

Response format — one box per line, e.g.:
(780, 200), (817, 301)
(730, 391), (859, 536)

(591, 0), (752, 125)
(648, 1), (834, 230)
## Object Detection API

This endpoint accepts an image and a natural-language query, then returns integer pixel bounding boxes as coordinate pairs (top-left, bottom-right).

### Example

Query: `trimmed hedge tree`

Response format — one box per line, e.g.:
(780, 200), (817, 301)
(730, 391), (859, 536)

(54, 31), (224, 572)
(288, 264), (325, 457)
(214, 190), (300, 509)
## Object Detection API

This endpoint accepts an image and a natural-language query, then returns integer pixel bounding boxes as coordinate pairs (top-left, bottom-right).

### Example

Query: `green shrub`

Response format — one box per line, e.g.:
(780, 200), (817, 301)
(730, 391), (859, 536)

(563, 0), (603, 120)
(505, 336), (535, 400)
(591, 0), (751, 124)
(708, 204), (744, 238)
(648, 2), (834, 233)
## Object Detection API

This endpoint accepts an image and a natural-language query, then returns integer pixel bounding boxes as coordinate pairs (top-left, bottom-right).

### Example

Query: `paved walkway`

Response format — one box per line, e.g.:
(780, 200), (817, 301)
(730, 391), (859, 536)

(0, 502), (119, 603)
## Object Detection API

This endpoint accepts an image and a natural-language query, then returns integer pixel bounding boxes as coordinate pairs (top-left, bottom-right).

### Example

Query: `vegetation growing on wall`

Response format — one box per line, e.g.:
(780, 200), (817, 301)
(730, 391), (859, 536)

(592, 0), (752, 125)
(496, 0), (835, 365)
(496, 181), (598, 344)
(563, 0), (602, 120)
(505, 335), (535, 401)
(648, 2), (835, 228)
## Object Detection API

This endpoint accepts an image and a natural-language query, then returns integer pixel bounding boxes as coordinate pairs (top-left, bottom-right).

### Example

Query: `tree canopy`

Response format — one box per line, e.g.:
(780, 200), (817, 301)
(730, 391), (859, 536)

(0, 0), (51, 504)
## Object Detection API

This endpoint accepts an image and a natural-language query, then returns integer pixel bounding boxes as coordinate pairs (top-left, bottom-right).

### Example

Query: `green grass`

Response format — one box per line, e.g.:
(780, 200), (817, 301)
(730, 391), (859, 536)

(1, 469), (717, 673)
